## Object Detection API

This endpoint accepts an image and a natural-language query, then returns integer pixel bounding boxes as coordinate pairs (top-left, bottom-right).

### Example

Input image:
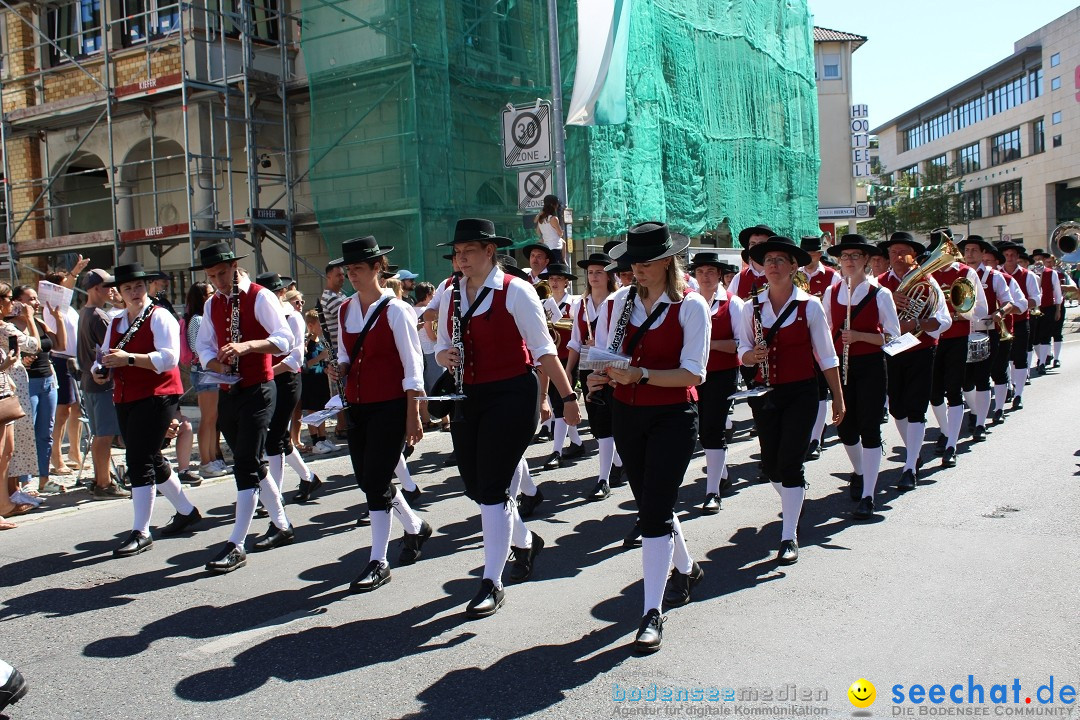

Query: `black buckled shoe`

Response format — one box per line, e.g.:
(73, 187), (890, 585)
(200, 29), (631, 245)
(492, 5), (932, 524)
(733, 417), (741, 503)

(398, 520), (433, 566)
(534, 425), (551, 444)
(541, 452), (562, 471)
(350, 560), (391, 593)
(0, 664), (28, 713)
(991, 409), (1004, 425)
(356, 508), (371, 527)
(663, 561), (704, 608)
(589, 479), (611, 501)
(562, 441), (585, 459)
(634, 609), (664, 654)
(509, 533), (544, 582)
(253, 524), (295, 552)
(1052, 359), (1061, 369)
(805, 440), (821, 461)
(934, 434), (947, 455)
(777, 539), (799, 565)
(941, 447), (957, 468)
(465, 578), (506, 618)
(973, 425), (987, 442)
(610, 464), (629, 487)
(206, 542), (247, 573)
(702, 493), (721, 515)
(897, 469), (917, 492)
(113, 530), (153, 558)
(622, 519), (642, 549)
(967, 414), (976, 432)
(848, 473), (863, 501)
(293, 474), (323, 504)
(402, 485), (422, 505)
(852, 496), (875, 520)
(1011, 396), (1023, 411)
(517, 488), (545, 518)
(158, 508), (202, 537)
(254, 506), (269, 519)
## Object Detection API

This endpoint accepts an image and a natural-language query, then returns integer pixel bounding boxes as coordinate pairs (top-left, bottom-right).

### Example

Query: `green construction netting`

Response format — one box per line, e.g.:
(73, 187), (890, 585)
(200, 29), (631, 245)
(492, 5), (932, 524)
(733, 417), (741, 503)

(300, 0), (819, 279)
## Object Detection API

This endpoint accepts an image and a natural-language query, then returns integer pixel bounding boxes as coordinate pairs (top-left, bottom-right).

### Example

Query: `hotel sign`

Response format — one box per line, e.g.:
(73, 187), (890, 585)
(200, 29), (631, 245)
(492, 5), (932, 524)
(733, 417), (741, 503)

(851, 104), (871, 177)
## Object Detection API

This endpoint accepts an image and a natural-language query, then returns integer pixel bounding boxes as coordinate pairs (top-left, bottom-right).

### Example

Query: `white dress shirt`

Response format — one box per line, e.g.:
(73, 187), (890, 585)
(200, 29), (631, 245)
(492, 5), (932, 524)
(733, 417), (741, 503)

(336, 290), (424, 393)
(196, 274), (291, 368)
(43, 305), (79, 357)
(567, 294), (609, 354)
(736, 286), (839, 371)
(822, 278), (902, 340)
(726, 265), (764, 298)
(102, 303), (180, 373)
(280, 305), (305, 373)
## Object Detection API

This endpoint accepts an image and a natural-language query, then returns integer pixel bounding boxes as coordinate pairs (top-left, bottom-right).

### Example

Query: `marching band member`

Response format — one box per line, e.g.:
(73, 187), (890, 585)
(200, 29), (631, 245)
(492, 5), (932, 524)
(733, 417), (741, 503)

(928, 230), (987, 468)
(737, 236), (844, 565)
(982, 245), (1024, 424)
(689, 251), (743, 514)
(194, 242), (295, 573)
(99, 263), (201, 557)
(727, 224), (773, 300)
(327, 236), (429, 592)
(1030, 248), (1062, 375)
(822, 235), (899, 519)
(1052, 261), (1074, 366)
(588, 222), (709, 654)
(999, 242), (1040, 410)
(799, 235), (841, 461)
(521, 242), (553, 286)
(435, 219), (580, 619)
(539, 262), (584, 470)
(565, 252), (622, 501)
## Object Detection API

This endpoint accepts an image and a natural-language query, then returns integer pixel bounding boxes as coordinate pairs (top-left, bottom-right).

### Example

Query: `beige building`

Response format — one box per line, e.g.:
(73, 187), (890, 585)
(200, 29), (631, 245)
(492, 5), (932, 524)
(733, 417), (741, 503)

(813, 26), (868, 239)
(873, 7), (1080, 248)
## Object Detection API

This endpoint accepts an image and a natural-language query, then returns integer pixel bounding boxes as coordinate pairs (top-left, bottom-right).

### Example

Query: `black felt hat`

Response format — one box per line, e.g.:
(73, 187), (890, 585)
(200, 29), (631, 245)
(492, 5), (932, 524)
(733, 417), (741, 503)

(540, 262), (577, 280)
(577, 252), (613, 270)
(800, 235), (824, 252)
(747, 236), (812, 267)
(107, 262), (153, 287)
(194, 241), (247, 270)
(255, 272), (288, 292)
(826, 234), (878, 258)
(1030, 247), (1052, 259)
(689, 252), (726, 271)
(957, 235), (995, 254)
(497, 255), (530, 281)
(738, 224), (775, 249)
(880, 231), (927, 255)
(440, 218), (512, 248)
(605, 222), (691, 271)
(328, 236), (394, 267)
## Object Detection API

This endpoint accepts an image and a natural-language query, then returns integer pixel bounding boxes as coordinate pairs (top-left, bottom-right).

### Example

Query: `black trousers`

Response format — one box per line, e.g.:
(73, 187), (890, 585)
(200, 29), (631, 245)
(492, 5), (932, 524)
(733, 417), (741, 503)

(697, 368), (737, 449)
(837, 353), (886, 448)
(1009, 319), (1030, 368)
(266, 372), (300, 457)
(749, 379), (816, 488)
(116, 394), (180, 488)
(451, 371), (539, 505)
(612, 400), (698, 537)
(991, 334), (1012, 384)
(1053, 305), (1066, 342)
(963, 331), (998, 392)
(886, 345), (935, 423)
(346, 397), (406, 511)
(1036, 307), (1057, 345)
(580, 370), (613, 438)
(931, 336), (967, 407)
(218, 381), (275, 491)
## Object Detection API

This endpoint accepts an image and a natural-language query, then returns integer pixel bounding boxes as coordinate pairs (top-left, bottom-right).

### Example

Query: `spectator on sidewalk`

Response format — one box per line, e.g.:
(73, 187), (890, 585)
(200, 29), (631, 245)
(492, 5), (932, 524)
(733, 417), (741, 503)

(149, 272), (177, 315)
(43, 271), (83, 478)
(13, 285), (63, 496)
(320, 263), (348, 441)
(3, 288), (44, 497)
(300, 309), (332, 453)
(0, 321), (32, 527)
(181, 282), (226, 479)
(397, 270), (419, 304)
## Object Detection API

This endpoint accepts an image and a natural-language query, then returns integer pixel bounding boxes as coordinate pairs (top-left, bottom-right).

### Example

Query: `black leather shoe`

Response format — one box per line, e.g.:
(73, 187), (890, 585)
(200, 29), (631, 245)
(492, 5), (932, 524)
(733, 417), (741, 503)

(805, 440), (820, 461)
(113, 530), (153, 558)
(719, 473), (733, 493)
(702, 493), (721, 515)
(398, 520), (433, 565)
(589, 479), (610, 501)
(634, 609), (664, 654)
(663, 561), (704, 608)
(610, 464), (629, 487)
(356, 509), (371, 527)
(517, 488), (545, 518)
(293, 474), (323, 504)
(973, 425), (986, 442)
(934, 434), (947, 455)
(509, 533), (544, 582)
(897, 469), (917, 492)
(253, 524), (295, 552)
(0, 665), (28, 713)
(350, 560), (391, 593)
(402, 485), (422, 504)
(725, 425), (736, 444)
(541, 452), (562, 471)
(562, 441), (585, 459)
(852, 496), (874, 520)
(158, 508), (202, 537)
(1011, 396), (1023, 411)
(465, 578), (505, 618)
(1052, 359), (1061, 369)
(848, 473), (863, 501)
(941, 447), (957, 468)
(206, 542), (247, 573)
(991, 409), (1004, 424)
(534, 426), (551, 444)
(622, 520), (642, 549)
(777, 539), (799, 565)
(254, 506), (269, 519)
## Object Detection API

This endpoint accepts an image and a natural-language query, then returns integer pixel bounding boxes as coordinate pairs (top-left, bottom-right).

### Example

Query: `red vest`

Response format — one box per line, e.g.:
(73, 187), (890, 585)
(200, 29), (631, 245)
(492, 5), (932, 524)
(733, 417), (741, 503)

(706, 296), (740, 372)
(109, 308), (184, 404)
(806, 266), (838, 300)
(461, 275), (532, 385)
(614, 303), (696, 406)
(1039, 269), (1057, 308)
(735, 267), (767, 300)
(758, 300), (815, 385)
(980, 268), (1002, 315)
(574, 296), (607, 350)
(339, 297), (405, 405)
(554, 297), (572, 361)
(209, 282), (273, 388)
(1006, 265), (1033, 321)
(826, 284), (881, 358)
(877, 270), (937, 350)
(932, 264), (973, 340)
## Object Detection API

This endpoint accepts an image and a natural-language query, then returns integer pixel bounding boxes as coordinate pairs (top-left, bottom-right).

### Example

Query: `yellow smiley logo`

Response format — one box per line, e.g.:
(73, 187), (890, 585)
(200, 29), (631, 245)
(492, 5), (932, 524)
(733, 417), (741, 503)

(848, 679), (876, 708)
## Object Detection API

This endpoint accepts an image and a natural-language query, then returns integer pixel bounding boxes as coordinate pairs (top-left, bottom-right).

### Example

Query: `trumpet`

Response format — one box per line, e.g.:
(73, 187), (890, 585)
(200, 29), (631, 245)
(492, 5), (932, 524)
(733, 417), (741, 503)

(993, 313), (1014, 341)
(548, 317), (573, 348)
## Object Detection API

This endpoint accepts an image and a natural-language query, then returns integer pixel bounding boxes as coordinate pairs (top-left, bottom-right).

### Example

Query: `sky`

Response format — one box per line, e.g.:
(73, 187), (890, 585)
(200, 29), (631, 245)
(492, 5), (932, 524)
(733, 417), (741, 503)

(807, 0), (1080, 128)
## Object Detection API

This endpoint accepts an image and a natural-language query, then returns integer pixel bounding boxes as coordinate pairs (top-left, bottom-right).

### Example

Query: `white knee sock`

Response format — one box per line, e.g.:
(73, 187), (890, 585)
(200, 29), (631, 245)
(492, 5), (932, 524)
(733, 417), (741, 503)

(598, 437), (616, 482)
(704, 448), (726, 495)
(568, 423), (581, 445)
(780, 486), (805, 542)
(974, 390), (991, 426)
(132, 485), (154, 536)
(479, 502), (512, 588)
(932, 403), (948, 431)
(770, 480), (783, 497)
(904, 422), (925, 472)
(993, 384), (1008, 412)
(509, 458), (534, 498)
(228, 488), (258, 546)
(963, 390), (976, 413)
(396, 454), (417, 492)
(726, 416), (733, 431)
(158, 470), (195, 515)
(671, 515), (693, 573)
(369, 508), (393, 564)
(641, 535), (674, 615)
(895, 417), (908, 440)
(258, 476), (290, 530)
(390, 487), (422, 534)
(862, 446), (882, 498)
(1011, 368), (1028, 397)
(1053, 340), (1062, 360)
(1026, 350), (1033, 368)
(811, 399), (827, 442)
(945, 404), (964, 448)
(843, 443), (863, 475)
(285, 448), (312, 483)
(267, 454), (284, 492)
(1037, 344), (1049, 365)
(552, 419), (568, 454)
(613, 447), (623, 467)
(510, 500), (532, 549)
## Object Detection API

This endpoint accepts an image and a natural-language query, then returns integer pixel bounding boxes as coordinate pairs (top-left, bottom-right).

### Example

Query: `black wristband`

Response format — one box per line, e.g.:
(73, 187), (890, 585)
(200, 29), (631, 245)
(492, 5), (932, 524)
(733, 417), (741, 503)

(561, 392), (578, 404)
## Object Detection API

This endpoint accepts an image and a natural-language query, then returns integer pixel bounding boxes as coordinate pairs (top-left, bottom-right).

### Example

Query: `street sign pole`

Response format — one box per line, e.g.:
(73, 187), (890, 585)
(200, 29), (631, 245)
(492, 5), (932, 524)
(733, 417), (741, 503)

(547, 0), (568, 209)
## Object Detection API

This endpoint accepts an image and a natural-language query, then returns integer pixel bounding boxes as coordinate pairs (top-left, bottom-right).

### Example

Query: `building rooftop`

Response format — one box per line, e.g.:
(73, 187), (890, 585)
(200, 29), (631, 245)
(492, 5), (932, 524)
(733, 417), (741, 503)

(813, 26), (867, 51)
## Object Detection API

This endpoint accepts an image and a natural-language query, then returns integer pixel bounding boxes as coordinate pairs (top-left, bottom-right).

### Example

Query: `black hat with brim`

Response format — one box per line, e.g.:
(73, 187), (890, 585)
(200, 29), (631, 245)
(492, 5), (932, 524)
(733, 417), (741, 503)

(748, 236), (812, 268)
(439, 218), (512, 248)
(328, 235), (394, 267)
(193, 241), (248, 270)
(496, 255), (530, 282)
(540, 262), (577, 280)
(602, 239), (621, 256)
(826, 233), (878, 258)
(107, 262), (153, 287)
(741, 248), (750, 264)
(604, 222), (691, 272)
(985, 245), (1007, 264)
(880, 231), (927, 255)
(520, 243), (554, 260)
(720, 263), (740, 275)
(996, 240), (1026, 254)
(255, 271), (287, 292)
(689, 251), (726, 271)
(1020, 252), (1033, 263)
(957, 235), (995, 254)
(927, 228), (964, 253)
(738, 224), (775, 249)
(577, 252), (613, 270)
(800, 235), (824, 252)
(1031, 247), (1052, 259)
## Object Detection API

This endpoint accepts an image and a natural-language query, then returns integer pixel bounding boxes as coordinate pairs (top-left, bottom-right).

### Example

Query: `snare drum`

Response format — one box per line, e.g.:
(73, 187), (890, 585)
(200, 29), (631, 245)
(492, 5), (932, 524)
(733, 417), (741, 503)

(966, 332), (990, 363)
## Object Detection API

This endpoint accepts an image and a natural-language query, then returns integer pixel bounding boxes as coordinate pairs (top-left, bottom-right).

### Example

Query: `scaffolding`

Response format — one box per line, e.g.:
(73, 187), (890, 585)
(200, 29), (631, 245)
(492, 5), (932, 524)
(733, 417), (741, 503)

(0, 0), (314, 294)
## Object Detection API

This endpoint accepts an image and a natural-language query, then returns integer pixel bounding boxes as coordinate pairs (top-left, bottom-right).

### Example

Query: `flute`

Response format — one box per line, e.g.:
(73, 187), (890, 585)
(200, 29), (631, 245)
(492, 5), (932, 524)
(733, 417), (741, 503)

(843, 276), (852, 386)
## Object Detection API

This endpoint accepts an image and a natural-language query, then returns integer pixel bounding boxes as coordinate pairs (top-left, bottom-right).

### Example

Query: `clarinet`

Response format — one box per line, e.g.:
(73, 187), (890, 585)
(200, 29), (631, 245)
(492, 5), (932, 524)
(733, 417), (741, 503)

(753, 285), (770, 387)
(585, 286), (636, 402)
(227, 269), (241, 393)
(315, 299), (347, 406)
(450, 281), (465, 395)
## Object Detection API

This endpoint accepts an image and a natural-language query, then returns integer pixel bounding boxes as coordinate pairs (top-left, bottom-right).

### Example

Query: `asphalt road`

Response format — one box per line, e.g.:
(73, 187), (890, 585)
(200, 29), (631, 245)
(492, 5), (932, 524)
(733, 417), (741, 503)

(2, 336), (1079, 720)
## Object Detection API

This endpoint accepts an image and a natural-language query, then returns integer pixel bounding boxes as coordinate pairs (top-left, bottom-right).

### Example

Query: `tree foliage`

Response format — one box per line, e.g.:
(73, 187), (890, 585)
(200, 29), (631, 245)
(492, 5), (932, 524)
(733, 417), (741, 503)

(860, 163), (961, 241)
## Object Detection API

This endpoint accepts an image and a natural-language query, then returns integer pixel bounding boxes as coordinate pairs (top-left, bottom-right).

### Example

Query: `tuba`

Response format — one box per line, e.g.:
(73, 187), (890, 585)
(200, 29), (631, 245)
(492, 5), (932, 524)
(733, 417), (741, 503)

(1051, 221), (1080, 258)
(793, 270), (810, 293)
